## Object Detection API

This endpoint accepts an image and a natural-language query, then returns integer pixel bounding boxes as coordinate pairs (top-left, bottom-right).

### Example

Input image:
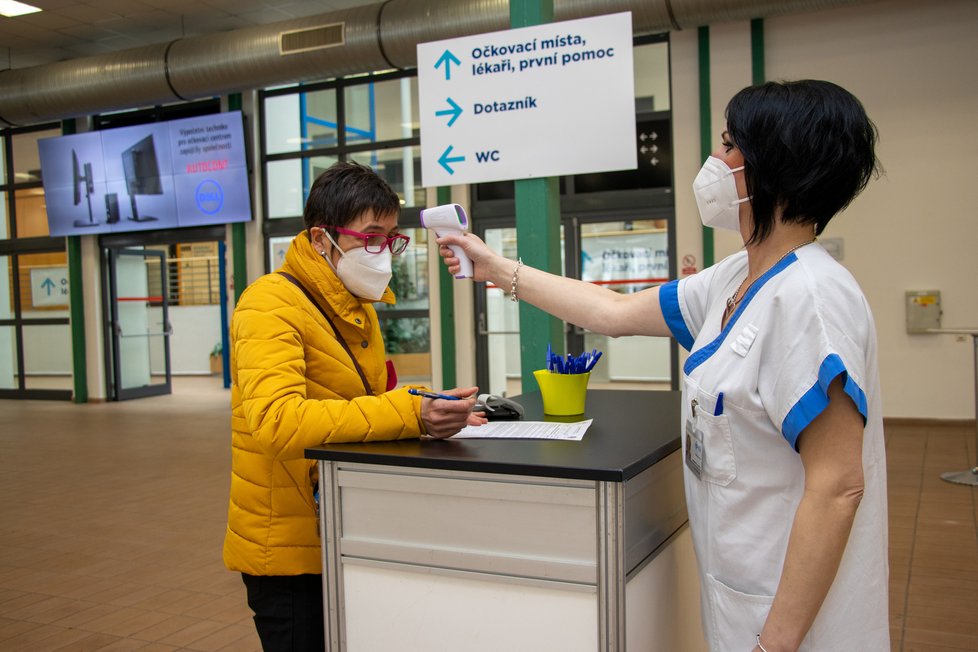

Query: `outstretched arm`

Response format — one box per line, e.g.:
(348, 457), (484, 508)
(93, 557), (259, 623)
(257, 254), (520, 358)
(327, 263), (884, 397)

(437, 232), (671, 339)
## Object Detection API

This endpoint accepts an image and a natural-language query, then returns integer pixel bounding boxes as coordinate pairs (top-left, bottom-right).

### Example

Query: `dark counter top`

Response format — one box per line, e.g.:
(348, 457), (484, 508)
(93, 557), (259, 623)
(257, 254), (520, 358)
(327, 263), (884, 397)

(306, 389), (681, 482)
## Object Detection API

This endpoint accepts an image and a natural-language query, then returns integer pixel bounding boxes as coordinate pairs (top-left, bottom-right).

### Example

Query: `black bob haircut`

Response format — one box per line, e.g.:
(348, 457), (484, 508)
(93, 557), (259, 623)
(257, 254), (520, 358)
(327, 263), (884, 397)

(725, 79), (881, 245)
(302, 161), (401, 232)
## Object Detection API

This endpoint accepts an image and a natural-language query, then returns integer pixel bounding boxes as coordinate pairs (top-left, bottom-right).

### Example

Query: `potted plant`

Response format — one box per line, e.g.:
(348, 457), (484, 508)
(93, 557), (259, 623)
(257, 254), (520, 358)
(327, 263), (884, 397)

(209, 342), (223, 374)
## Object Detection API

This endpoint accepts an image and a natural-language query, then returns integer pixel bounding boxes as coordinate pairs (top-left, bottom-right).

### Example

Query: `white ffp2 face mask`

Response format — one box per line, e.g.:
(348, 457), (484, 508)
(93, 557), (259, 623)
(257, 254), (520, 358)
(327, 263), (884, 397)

(692, 156), (750, 232)
(321, 232), (393, 301)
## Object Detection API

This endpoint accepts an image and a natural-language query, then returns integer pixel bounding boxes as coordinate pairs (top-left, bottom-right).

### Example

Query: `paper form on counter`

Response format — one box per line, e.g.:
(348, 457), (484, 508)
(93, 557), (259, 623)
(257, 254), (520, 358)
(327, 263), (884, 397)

(451, 419), (592, 441)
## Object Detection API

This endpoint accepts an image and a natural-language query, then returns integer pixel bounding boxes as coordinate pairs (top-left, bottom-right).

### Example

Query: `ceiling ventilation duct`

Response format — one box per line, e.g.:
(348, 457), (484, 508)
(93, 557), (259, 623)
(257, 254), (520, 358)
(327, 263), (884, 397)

(0, 0), (871, 127)
(279, 23), (346, 56)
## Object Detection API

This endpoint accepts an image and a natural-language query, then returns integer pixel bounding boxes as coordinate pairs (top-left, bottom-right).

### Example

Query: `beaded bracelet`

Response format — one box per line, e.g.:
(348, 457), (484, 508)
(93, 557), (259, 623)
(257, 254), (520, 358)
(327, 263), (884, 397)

(509, 258), (523, 303)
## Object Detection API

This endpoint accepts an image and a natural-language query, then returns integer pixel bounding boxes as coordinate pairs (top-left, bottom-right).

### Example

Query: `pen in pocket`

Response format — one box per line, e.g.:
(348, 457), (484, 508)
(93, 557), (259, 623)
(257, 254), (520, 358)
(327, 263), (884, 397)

(714, 392), (724, 416)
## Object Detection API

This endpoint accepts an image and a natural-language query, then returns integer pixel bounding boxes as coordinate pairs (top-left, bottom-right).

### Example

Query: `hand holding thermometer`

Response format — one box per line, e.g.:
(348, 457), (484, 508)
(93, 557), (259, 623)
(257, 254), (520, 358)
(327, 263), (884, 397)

(408, 388), (461, 401)
(420, 203), (472, 279)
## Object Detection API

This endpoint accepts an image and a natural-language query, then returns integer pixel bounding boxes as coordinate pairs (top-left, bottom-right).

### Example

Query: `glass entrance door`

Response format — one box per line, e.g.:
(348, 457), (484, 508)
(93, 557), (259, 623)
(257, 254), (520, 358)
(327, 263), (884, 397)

(473, 215), (675, 397)
(569, 217), (674, 390)
(474, 225), (523, 398)
(105, 246), (171, 400)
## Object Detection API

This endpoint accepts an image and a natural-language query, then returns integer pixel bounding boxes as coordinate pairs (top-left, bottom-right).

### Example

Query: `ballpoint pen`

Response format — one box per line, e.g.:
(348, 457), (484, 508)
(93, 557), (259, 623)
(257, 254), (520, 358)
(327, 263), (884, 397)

(408, 388), (462, 401)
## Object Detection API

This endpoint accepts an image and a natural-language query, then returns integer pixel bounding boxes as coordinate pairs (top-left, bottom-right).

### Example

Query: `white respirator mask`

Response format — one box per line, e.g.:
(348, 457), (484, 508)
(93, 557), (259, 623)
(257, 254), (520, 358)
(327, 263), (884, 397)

(321, 231), (392, 301)
(692, 156), (751, 232)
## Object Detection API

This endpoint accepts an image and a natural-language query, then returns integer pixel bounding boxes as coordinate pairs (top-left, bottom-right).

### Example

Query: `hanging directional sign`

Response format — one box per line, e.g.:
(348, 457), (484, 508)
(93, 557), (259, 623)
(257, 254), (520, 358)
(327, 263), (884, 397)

(418, 12), (636, 187)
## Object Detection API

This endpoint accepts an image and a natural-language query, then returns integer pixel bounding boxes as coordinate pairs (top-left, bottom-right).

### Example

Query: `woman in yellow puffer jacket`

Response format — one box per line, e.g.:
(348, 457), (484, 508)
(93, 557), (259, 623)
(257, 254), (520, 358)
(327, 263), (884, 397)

(223, 162), (484, 651)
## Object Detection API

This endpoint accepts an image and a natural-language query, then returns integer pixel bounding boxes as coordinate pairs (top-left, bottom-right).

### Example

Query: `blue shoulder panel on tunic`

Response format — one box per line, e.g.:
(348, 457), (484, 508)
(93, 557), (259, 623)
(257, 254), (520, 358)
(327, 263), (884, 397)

(781, 353), (869, 450)
(659, 280), (694, 351)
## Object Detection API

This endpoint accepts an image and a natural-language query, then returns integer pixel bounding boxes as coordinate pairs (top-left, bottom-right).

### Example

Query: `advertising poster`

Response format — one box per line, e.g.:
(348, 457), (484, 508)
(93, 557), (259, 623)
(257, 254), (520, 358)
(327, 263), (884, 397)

(38, 111), (252, 237)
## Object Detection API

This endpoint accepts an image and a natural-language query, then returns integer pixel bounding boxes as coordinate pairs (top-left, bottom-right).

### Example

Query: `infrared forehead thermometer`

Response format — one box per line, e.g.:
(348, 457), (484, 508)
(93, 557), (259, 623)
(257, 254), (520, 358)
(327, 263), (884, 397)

(420, 203), (472, 279)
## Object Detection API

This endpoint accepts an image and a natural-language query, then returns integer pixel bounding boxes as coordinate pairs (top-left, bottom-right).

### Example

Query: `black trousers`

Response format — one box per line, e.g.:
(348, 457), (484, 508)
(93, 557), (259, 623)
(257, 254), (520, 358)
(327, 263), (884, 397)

(242, 573), (325, 652)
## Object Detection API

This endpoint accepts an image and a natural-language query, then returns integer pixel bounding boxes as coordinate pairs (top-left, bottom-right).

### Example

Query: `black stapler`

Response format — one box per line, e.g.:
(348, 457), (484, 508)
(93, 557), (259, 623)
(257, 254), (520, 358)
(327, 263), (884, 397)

(474, 394), (524, 420)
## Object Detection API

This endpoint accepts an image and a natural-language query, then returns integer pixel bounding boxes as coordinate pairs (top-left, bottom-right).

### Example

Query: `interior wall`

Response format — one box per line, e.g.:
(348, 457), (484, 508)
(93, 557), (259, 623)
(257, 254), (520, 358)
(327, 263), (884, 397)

(669, 0), (977, 419)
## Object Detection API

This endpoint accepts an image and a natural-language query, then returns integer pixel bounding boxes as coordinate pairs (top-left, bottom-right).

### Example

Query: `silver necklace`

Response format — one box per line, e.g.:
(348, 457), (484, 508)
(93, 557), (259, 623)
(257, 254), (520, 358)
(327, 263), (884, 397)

(724, 238), (816, 317)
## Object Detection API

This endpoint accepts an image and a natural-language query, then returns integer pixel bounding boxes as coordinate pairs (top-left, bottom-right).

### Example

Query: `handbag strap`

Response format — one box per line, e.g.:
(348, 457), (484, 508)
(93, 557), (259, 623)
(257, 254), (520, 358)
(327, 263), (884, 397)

(278, 271), (373, 396)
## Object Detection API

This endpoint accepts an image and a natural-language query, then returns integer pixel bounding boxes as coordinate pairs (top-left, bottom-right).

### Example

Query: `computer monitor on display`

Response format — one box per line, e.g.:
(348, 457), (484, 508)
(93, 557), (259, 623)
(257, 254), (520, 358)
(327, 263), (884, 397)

(122, 134), (162, 222)
(71, 148), (99, 228)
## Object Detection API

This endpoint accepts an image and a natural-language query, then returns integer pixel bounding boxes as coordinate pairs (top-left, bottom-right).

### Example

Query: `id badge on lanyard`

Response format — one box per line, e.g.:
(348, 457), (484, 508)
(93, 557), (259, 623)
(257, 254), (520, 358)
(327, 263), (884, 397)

(685, 399), (705, 480)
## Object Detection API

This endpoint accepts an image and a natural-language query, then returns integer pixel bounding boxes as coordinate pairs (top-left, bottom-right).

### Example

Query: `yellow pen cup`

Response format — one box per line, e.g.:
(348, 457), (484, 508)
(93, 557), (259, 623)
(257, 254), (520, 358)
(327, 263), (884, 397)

(533, 369), (591, 416)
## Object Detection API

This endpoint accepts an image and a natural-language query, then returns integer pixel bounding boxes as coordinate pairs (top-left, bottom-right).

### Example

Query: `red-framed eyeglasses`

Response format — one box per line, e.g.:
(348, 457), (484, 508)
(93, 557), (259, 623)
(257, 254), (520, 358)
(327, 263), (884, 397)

(333, 227), (411, 255)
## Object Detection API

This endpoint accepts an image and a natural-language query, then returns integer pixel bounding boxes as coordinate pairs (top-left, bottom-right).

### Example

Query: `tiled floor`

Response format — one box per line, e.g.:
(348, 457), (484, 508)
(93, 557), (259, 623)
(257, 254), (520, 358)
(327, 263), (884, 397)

(886, 421), (978, 651)
(0, 377), (260, 651)
(1, 377), (976, 651)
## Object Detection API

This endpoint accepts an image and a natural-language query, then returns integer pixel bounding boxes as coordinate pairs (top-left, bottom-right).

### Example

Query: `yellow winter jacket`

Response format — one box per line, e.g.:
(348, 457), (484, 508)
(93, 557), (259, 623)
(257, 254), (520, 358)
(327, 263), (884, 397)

(223, 230), (425, 576)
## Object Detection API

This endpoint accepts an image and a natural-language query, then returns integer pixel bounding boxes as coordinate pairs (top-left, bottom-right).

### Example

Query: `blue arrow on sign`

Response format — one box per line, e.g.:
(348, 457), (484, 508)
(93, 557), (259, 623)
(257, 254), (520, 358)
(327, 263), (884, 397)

(436, 97), (463, 127)
(438, 145), (465, 175)
(434, 50), (461, 81)
(41, 277), (55, 295)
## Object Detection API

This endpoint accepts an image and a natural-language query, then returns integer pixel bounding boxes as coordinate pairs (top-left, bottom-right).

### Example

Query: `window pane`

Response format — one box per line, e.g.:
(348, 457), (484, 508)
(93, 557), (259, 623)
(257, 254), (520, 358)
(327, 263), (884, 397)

(484, 227), (520, 397)
(268, 156), (339, 220)
(379, 227), (428, 311)
(1, 255), (13, 318)
(0, 325), (15, 389)
(23, 323), (72, 390)
(265, 94), (301, 155)
(1, 191), (9, 240)
(350, 148), (423, 208)
(172, 242), (220, 305)
(383, 317), (430, 355)
(265, 89), (338, 155)
(580, 219), (669, 293)
(304, 155), (339, 187)
(379, 225), (429, 386)
(14, 128), (59, 184)
(345, 77), (419, 144)
(579, 219), (670, 388)
(303, 89), (339, 149)
(19, 251), (69, 312)
(15, 187), (50, 238)
(634, 41), (670, 111)
(0, 253), (14, 388)
(266, 159), (302, 218)
(382, 316), (431, 385)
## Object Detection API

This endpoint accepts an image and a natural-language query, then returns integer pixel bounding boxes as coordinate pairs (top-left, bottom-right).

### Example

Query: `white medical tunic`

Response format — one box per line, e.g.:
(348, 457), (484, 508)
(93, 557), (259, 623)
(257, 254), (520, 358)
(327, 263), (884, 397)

(658, 243), (889, 651)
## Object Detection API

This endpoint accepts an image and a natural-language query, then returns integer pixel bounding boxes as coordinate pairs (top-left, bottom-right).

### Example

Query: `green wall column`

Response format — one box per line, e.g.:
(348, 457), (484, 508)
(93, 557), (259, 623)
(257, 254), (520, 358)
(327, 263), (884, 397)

(67, 237), (87, 403)
(751, 19), (765, 85)
(511, 0), (564, 386)
(62, 118), (88, 403)
(435, 186), (456, 388)
(698, 26), (714, 269)
(228, 93), (247, 303)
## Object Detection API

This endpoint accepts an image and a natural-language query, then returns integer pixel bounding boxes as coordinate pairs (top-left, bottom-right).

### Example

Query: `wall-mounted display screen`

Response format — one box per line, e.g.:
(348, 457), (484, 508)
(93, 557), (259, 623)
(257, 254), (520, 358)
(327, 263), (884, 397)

(38, 111), (252, 236)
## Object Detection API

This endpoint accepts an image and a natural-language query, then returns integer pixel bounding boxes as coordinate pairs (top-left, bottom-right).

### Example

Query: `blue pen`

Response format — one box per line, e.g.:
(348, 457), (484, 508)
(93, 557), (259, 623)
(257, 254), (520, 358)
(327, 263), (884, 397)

(408, 388), (461, 401)
(714, 392), (724, 416)
(584, 351), (602, 372)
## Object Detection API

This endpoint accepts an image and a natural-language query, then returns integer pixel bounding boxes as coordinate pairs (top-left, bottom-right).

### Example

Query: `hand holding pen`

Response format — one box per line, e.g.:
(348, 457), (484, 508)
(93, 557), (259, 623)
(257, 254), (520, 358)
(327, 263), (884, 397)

(411, 386), (487, 438)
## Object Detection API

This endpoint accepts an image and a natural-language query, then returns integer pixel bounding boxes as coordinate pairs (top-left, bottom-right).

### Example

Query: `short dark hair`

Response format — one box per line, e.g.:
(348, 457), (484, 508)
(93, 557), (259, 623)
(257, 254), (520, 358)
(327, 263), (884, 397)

(725, 79), (881, 244)
(302, 161), (401, 232)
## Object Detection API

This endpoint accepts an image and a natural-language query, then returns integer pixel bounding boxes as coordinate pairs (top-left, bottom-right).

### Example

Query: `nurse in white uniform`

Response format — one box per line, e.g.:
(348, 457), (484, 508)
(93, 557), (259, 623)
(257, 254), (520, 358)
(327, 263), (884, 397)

(438, 79), (888, 652)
